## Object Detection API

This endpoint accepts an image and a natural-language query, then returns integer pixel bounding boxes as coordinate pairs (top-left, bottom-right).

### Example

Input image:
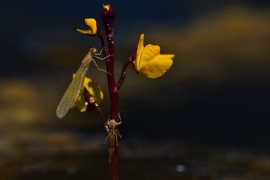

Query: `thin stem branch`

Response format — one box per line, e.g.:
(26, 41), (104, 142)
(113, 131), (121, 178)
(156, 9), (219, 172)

(116, 59), (133, 90)
(84, 92), (108, 132)
(99, 35), (109, 57)
(94, 102), (109, 132)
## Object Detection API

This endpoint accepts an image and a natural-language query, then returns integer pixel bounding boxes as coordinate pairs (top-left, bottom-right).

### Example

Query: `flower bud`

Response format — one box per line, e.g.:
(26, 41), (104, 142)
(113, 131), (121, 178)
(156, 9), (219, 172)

(101, 4), (116, 20)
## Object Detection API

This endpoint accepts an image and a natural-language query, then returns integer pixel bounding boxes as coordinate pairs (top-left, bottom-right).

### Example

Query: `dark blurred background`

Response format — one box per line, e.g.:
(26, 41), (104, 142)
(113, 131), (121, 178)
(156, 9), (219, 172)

(1, 0), (270, 179)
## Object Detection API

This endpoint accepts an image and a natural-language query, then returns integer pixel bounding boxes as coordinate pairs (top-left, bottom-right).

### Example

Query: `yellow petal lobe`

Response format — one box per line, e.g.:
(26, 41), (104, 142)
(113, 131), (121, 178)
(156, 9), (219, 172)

(134, 34), (145, 70)
(72, 75), (103, 112)
(138, 54), (174, 78)
(139, 44), (160, 67)
(85, 18), (97, 34)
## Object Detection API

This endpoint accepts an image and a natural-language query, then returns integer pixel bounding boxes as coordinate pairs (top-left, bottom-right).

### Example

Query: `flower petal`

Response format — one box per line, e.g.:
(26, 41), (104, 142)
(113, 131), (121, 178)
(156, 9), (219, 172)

(85, 18), (97, 34)
(72, 75), (104, 112)
(77, 18), (99, 36)
(84, 78), (104, 105)
(134, 34), (145, 70)
(139, 44), (161, 69)
(137, 54), (174, 78)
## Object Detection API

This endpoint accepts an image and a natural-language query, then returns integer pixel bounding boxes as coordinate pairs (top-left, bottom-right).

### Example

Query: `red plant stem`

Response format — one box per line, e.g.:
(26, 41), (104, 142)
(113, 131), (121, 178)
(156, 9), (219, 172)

(98, 35), (118, 117)
(98, 34), (118, 119)
(101, 9), (120, 180)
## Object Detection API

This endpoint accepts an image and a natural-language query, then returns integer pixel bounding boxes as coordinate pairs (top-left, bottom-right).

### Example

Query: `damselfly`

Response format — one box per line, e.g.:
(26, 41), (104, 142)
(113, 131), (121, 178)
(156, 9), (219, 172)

(56, 48), (109, 119)
(104, 113), (122, 163)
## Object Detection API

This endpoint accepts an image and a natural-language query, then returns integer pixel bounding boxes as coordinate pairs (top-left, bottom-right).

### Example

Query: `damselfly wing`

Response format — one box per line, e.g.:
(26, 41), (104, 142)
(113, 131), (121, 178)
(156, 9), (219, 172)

(56, 63), (89, 119)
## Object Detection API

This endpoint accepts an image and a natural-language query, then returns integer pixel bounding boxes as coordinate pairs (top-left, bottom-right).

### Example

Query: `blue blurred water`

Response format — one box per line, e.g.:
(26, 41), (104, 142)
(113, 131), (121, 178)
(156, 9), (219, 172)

(0, 0), (270, 147)
(1, 0), (269, 75)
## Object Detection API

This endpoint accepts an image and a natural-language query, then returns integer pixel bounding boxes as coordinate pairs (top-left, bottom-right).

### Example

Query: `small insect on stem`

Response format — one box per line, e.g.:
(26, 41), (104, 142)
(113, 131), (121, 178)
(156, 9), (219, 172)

(104, 113), (122, 163)
(56, 47), (111, 119)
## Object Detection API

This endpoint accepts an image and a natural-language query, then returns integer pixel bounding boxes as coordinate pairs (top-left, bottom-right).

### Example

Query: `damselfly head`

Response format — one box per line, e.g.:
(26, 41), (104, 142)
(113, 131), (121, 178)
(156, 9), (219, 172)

(90, 47), (97, 53)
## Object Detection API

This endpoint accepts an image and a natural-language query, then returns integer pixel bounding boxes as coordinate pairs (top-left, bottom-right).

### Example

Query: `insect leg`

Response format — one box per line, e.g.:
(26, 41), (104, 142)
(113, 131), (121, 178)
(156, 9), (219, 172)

(92, 59), (112, 76)
(95, 47), (105, 56)
(118, 114), (122, 125)
(104, 135), (108, 144)
(115, 129), (121, 138)
(94, 54), (114, 61)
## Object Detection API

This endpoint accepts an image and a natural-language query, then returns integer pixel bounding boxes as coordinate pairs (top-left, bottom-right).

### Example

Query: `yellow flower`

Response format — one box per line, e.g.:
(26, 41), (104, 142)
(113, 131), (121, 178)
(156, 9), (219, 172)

(133, 34), (175, 79)
(72, 75), (104, 112)
(77, 18), (101, 36)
